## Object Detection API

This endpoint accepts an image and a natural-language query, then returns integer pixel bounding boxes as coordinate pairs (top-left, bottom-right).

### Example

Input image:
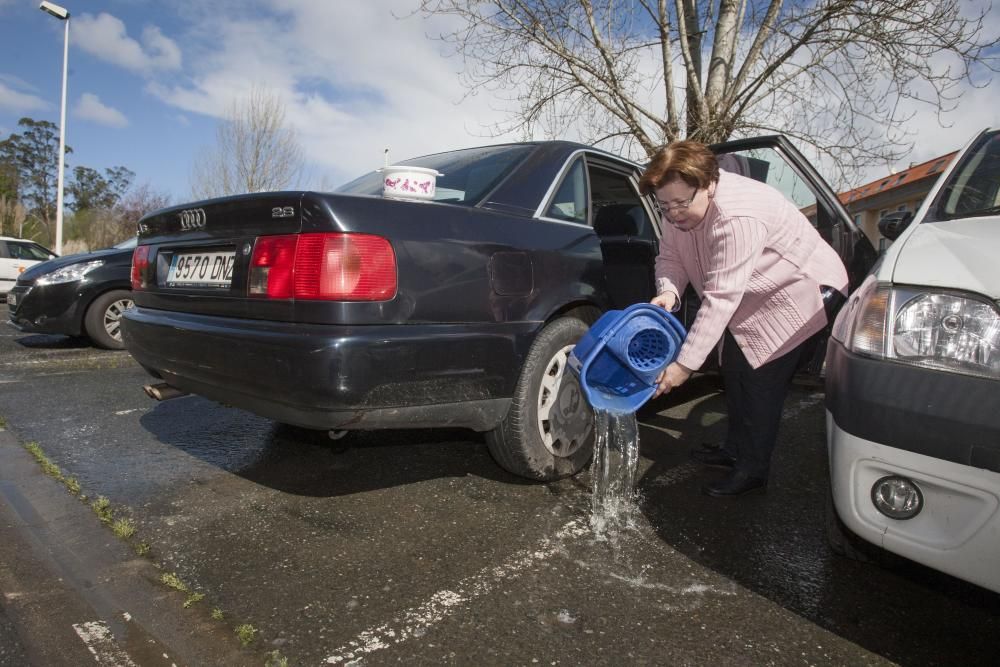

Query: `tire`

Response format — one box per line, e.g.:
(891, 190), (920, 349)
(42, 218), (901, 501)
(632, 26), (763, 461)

(84, 289), (133, 350)
(487, 315), (596, 481)
(826, 491), (873, 562)
(826, 491), (904, 569)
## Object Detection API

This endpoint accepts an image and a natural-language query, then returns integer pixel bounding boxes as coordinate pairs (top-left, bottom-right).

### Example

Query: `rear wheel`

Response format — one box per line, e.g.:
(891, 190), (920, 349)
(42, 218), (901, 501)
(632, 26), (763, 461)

(84, 289), (133, 350)
(487, 315), (595, 481)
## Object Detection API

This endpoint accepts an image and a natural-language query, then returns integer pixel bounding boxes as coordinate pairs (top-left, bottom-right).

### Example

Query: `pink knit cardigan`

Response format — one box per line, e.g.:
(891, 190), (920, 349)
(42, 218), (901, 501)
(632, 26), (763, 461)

(655, 169), (848, 370)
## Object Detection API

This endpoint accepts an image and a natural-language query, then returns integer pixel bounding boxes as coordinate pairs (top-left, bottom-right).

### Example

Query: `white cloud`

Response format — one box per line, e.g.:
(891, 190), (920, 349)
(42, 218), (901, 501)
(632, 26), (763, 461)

(0, 79), (48, 113)
(73, 13), (182, 75)
(75, 92), (128, 128)
(145, 2), (524, 188)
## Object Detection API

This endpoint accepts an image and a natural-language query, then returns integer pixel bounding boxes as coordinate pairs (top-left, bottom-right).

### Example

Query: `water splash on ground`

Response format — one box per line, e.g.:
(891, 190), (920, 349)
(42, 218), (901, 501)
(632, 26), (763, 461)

(589, 408), (641, 540)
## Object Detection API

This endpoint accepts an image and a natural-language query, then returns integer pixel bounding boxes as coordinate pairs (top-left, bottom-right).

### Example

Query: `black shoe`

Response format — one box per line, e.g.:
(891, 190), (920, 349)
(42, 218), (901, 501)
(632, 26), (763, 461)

(690, 446), (736, 468)
(701, 470), (767, 497)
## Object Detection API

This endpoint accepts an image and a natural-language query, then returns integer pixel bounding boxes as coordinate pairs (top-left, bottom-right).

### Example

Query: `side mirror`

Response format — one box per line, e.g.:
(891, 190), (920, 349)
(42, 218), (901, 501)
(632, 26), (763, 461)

(878, 210), (914, 241)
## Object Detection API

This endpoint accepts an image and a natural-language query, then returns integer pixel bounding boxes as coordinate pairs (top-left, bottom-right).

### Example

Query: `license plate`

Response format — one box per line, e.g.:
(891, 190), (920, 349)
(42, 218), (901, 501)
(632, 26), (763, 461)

(166, 250), (235, 287)
(6, 292), (16, 307)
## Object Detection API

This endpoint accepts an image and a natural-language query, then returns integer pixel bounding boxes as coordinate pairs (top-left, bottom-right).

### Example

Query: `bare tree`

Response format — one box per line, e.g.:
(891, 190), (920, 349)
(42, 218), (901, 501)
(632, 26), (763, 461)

(190, 85), (305, 199)
(417, 0), (997, 181)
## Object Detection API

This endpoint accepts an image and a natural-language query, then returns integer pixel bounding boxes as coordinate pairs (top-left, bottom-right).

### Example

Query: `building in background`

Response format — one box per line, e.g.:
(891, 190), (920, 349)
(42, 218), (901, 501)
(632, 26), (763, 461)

(838, 151), (957, 250)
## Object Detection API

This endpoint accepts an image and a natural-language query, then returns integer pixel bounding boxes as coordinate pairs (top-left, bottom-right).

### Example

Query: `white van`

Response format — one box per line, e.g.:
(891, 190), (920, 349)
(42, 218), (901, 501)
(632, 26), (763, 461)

(824, 127), (1000, 593)
(1, 236), (56, 296)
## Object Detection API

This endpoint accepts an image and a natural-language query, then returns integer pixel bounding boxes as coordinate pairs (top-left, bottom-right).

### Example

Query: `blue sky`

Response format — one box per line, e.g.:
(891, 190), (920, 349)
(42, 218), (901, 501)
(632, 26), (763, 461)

(1, 0), (998, 205)
(1, 0), (526, 202)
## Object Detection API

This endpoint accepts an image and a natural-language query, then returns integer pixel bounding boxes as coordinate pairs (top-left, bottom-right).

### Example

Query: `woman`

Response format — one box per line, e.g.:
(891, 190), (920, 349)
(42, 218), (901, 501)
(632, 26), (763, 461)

(639, 140), (847, 497)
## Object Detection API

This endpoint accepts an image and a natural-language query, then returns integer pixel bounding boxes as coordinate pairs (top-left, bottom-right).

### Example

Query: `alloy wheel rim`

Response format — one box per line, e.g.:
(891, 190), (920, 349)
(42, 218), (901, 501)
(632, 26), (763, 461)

(104, 298), (134, 341)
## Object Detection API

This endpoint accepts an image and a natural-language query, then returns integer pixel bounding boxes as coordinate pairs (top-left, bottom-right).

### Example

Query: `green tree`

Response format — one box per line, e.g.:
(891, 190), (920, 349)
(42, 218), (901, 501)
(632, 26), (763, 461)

(69, 165), (134, 213)
(0, 117), (72, 243)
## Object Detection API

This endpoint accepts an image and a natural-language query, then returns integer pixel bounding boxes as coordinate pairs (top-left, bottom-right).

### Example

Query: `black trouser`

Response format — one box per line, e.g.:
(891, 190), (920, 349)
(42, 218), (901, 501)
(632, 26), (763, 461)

(720, 329), (804, 480)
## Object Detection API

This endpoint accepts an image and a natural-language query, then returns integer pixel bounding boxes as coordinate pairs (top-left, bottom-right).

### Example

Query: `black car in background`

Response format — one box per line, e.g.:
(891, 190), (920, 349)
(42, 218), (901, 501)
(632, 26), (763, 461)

(7, 237), (136, 350)
(122, 138), (874, 481)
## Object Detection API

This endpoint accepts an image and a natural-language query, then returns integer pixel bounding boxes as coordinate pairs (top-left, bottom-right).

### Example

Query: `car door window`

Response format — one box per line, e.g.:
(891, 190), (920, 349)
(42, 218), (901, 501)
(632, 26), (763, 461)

(545, 158), (588, 223)
(9, 242), (51, 261)
(586, 160), (658, 307)
(717, 149), (819, 222)
(713, 135), (878, 320)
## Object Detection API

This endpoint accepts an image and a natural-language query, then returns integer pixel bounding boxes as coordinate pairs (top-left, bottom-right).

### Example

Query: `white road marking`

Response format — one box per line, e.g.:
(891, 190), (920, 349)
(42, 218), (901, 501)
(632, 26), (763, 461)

(323, 444), (709, 664)
(783, 393), (825, 419)
(72, 620), (139, 666)
(324, 520), (588, 664)
(328, 391), (838, 664)
(648, 462), (701, 486)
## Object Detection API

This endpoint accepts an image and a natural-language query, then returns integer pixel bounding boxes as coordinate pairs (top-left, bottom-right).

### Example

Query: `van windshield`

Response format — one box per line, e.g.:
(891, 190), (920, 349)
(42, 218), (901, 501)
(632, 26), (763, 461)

(927, 130), (1000, 222)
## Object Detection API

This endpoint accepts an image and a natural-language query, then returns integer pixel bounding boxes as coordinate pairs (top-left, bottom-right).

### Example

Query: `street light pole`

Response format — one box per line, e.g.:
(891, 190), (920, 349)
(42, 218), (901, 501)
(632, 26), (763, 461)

(39, 1), (70, 255)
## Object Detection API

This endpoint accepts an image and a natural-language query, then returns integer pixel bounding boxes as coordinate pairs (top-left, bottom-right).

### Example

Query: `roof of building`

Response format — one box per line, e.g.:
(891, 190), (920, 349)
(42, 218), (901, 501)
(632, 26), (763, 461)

(838, 151), (958, 205)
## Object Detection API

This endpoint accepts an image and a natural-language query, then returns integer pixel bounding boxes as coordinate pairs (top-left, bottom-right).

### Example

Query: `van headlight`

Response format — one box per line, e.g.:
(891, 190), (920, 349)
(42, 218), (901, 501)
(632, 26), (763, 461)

(36, 260), (104, 285)
(835, 276), (1000, 380)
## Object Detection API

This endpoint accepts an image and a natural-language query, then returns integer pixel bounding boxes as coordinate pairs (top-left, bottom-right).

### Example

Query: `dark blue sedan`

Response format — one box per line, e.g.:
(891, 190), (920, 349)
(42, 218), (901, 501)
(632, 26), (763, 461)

(7, 237), (135, 349)
(122, 139), (873, 480)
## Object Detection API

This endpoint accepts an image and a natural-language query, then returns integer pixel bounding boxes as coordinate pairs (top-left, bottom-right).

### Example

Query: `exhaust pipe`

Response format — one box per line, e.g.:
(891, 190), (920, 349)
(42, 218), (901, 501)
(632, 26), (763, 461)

(143, 382), (189, 401)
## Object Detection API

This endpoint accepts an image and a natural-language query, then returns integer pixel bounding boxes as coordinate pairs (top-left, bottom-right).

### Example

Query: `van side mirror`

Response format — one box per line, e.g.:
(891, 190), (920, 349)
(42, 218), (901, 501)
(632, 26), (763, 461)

(878, 210), (914, 241)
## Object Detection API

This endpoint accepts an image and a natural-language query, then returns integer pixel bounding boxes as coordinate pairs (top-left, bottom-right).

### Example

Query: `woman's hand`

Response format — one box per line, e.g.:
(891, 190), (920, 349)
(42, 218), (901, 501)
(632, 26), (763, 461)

(650, 291), (678, 311)
(653, 362), (692, 398)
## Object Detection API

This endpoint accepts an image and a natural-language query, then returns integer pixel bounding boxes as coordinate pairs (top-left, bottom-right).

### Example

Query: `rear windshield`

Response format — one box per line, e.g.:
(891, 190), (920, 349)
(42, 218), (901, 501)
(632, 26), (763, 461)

(926, 129), (1000, 222)
(336, 144), (533, 206)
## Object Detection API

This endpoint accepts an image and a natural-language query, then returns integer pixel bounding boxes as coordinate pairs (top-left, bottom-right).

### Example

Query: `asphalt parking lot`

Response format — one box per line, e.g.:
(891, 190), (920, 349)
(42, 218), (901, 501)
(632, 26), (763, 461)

(1, 324), (998, 666)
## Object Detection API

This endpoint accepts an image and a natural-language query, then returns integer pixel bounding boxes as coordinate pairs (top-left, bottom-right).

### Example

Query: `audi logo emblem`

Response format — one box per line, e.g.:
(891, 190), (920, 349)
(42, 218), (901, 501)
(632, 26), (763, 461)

(179, 208), (207, 230)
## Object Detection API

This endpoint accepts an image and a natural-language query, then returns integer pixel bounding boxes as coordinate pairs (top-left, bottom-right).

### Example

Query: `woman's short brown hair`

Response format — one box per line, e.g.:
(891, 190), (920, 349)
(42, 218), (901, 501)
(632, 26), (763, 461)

(639, 140), (720, 195)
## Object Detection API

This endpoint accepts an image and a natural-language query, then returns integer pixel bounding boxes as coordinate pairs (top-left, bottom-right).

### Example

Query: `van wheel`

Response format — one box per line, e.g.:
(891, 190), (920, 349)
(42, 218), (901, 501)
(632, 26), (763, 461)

(84, 289), (133, 350)
(826, 492), (904, 568)
(825, 492), (872, 562)
(487, 315), (595, 481)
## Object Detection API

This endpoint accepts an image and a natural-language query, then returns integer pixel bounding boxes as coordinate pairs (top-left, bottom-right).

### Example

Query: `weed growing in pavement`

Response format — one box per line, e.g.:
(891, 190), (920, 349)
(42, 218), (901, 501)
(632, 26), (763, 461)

(0, 416), (7, 429)
(235, 623), (258, 646)
(159, 572), (206, 608)
(25, 442), (63, 480)
(183, 592), (205, 608)
(19, 437), (261, 650)
(160, 572), (189, 593)
(91, 496), (113, 524)
(112, 517), (137, 539)
(265, 650), (289, 667)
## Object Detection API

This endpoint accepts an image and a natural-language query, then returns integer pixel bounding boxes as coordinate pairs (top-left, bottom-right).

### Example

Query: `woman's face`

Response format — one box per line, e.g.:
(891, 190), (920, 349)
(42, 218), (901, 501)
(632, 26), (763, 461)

(654, 178), (715, 231)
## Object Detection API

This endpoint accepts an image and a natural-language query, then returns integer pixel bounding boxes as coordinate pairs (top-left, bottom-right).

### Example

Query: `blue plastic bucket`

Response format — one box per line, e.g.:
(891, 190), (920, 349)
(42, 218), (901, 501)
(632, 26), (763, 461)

(568, 303), (687, 413)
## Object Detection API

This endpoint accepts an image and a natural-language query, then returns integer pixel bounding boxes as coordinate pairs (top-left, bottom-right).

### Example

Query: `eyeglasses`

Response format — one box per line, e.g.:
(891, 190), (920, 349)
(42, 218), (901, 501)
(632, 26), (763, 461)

(655, 190), (698, 216)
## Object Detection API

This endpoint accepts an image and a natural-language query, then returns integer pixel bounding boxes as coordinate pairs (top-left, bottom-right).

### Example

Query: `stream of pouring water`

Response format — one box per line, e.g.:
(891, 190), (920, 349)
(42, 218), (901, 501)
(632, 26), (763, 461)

(590, 408), (641, 537)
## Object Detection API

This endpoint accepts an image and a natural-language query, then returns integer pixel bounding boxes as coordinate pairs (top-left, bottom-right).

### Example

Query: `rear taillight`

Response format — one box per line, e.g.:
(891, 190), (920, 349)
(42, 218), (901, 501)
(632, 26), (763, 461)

(131, 245), (151, 290)
(249, 233), (396, 301)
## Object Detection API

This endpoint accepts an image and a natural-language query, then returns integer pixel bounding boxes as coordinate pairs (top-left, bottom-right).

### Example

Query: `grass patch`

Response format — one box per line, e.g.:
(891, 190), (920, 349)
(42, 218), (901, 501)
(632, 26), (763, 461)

(91, 496), (113, 524)
(160, 572), (190, 593)
(183, 592), (205, 608)
(234, 624), (258, 646)
(112, 517), (137, 539)
(0, 416), (7, 429)
(18, 437), (237, 639)
(24, 442), (64, 481)
(265, 650), (289, 667)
